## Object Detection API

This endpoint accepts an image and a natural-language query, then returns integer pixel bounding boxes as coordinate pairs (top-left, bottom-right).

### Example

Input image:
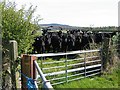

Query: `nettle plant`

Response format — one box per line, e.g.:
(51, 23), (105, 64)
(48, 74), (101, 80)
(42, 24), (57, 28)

(1, 1), (41, 54)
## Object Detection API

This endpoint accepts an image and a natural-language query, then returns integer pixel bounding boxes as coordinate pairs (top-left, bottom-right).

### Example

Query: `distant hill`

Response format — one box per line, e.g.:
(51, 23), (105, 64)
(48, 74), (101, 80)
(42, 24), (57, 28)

(40, 23), (70, 27)
(39, 23), (118, 32)
(40, 23), (82, 30)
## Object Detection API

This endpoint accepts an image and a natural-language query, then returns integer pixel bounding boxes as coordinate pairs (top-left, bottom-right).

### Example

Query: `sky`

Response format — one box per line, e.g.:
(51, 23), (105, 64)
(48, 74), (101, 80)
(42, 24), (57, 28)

(9, 0), (119, 27)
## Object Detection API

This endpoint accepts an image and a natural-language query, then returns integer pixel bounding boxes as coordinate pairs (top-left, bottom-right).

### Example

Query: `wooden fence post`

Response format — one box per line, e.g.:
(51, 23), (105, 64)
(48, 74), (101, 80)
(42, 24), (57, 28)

(21, 55), (37, 90)
(101, 37), (110, 71)
(9, 40), (18, 89)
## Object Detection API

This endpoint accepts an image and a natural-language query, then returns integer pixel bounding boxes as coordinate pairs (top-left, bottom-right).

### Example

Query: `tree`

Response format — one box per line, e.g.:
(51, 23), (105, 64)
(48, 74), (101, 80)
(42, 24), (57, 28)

(1, 1), (41, 54)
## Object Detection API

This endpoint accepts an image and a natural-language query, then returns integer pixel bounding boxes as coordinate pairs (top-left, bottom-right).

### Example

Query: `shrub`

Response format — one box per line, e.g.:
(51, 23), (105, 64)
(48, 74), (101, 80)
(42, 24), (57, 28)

(1, 1), (41, 54)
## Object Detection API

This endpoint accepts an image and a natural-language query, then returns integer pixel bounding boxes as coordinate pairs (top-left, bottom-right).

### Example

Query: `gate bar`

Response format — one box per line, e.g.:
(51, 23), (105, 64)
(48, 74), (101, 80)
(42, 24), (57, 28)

(34, 60), (53, 89)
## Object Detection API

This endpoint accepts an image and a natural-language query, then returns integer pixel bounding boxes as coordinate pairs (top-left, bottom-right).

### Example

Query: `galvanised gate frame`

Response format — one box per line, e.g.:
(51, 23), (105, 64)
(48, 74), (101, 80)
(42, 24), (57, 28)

(21, 49), (102, 89)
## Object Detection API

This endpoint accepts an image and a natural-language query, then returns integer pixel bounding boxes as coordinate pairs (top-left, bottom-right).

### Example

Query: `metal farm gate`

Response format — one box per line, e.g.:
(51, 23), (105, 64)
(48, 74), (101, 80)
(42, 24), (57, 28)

(21, 49), (102, 89)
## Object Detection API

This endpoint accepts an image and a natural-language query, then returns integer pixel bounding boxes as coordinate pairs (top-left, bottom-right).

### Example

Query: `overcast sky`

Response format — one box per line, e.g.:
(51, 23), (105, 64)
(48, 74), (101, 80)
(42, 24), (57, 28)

(9, 0), (119, 27)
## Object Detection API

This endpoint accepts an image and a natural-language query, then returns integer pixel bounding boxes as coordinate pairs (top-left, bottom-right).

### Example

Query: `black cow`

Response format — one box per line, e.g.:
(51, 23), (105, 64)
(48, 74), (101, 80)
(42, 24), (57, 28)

(51, 33), (61, 52)
(67, 33), (75, 51)
(81, 33), (90, 49)
(61, 34), (68, 52)
(94, 32), (104, 44)
(44, 34), (51, 53)
(32, 36), (45, 53)
(74, 32), (82, 50)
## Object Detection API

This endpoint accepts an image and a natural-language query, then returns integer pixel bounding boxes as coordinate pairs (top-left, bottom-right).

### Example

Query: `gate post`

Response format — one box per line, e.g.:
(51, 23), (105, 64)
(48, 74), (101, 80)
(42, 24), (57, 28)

(21, 55), (37, 90)
(9, 40), (18, 89)
(101, 37), (110, 71)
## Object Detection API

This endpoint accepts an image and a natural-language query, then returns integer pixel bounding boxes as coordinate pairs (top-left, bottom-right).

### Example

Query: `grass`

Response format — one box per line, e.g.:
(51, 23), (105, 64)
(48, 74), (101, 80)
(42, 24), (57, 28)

(54, 67), (119, 89)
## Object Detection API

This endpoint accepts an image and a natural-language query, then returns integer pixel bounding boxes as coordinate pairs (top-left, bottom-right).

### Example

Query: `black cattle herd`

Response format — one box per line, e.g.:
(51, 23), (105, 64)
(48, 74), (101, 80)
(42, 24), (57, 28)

(32, 29), (116, 54)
